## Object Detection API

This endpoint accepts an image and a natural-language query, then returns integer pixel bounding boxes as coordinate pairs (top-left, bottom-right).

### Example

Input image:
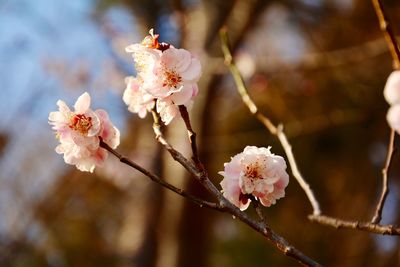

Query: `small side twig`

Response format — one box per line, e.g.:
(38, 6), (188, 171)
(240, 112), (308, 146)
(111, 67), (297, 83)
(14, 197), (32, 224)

(151, 108), (321, 266)
(178, 105), (202, 166)
(371, 0), (400, 69)
(150, 108), (201, 177)
(309, 214), (400, 235)
(372, 129), (395, 223)
(220, 26), (400, 236)
(220, 28), (321, 216)
(99, 139), (222, 211)
(370, 0), (400, 223)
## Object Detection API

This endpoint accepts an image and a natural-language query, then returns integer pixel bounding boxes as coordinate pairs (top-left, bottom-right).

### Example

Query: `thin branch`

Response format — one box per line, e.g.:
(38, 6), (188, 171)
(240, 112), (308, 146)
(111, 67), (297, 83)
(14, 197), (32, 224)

(220, 27), (321, 216)
(150, 109), (321, 266)
(309, 214), (400, 235)
(178, 105), (203, 169)
(220, 26), (400, 236)
(371, 0), (400, 69)
(249, 195), (268, 224)
(99, 139), (222, 211)
(150, 108), (202, 177)
(370, 0), (400, 223)
(227, 201), (322, 267)
(372, 129), (395, 223)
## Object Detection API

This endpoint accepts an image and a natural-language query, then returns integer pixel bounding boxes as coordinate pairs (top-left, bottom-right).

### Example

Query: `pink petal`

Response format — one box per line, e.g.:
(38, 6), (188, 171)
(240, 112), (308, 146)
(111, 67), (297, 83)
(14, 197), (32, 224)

(170, 84), (194, 105)
(74, 92), (91, 114)
(156, 99), (179, 125)
(95, 109), (120, 149)
(56, 100), (71, 114)
(86, 110), (101, 137)
(162, 47), (191, 72)
(181, 57), (201, 82)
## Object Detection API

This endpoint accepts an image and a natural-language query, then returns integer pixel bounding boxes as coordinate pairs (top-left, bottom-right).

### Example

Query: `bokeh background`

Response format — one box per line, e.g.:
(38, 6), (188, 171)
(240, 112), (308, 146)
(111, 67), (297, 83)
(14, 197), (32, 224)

(1, 0), (400, 266)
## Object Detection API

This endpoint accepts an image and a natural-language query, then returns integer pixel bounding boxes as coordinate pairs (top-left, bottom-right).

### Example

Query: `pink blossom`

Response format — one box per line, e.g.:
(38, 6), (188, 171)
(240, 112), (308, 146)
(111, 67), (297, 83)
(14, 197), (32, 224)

(387, 104), (400, 134)
(156, 98), (180, 125)
(125, 30), (162, 78)
(145, 46), (201, 101)
(384, 70), (400, 105)
(123, 76), (155, 118)
(49, 92), (120, 172)
(124, 29), (202, 124)
(219, 146), (289, 210)
(96, 109), (120, 149)
(54, 138), (108, 172)
(154, 83), (198, 125)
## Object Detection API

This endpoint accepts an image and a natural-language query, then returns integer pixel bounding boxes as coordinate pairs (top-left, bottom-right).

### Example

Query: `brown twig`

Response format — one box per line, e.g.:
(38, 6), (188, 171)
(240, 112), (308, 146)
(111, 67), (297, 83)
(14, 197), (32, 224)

(151, 108), (201, 177)
(150, 109), (321, 266)
(309, 214), (400, 235)
(227, 200), (322, 267)
(372, 129), (395, 223)
(371, 0), (400, 69)
(99, 139), (221, 211)
(370, 0), (400, 223)
(178, 105), (203, 169)
(220, 26), (400, 236)
(249, 195), (268, 224)
(220, 28), (321, 216)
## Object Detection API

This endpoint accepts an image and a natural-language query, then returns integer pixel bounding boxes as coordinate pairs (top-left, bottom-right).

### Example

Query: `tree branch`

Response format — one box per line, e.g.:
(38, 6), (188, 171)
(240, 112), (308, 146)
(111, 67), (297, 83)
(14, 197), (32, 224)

(220, 27), (321, 216)
(370, 0), (400, 223)
(371, 129), (395, 223)
(150, 108), (202, 177)
(178, 105), (203, 170)
(220, 26), (400, 236)
(371, 0), (400, 69)
(309, 214), (400, 235)
(150, 109), (321, 266)
(99, 139), (221, 211)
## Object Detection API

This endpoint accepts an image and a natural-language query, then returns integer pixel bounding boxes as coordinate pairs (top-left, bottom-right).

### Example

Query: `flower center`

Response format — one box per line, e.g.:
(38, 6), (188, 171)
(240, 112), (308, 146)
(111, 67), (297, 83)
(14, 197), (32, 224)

(245, 164), (261, 180)
(141, 29), (160, 49)
(163, 68), (182, 88)
(69, 114), (92, 135)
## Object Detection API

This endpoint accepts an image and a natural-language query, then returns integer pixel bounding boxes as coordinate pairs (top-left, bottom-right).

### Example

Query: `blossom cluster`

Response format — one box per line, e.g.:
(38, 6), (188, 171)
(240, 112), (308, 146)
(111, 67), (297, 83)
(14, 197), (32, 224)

(49, 92), (120, 172)
(384, 70), (400, 133)
(49, 29), (289, 210)
(219, 146), (289, 210)
(123, 29), (201, 125)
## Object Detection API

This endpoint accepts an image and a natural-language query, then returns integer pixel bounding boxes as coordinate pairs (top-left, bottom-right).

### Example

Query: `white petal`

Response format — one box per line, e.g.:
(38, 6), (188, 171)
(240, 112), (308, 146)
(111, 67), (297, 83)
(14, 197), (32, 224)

(384, 70), (400, 105)
(56, 100), (71, 114)
(170, 85), (194, 105)
(387, 104), (400, 133)
(157, 99), (179, 125)
(74, 92), (91, 114)
(181, 57), (201, 82)
(162, 48), (191, 72)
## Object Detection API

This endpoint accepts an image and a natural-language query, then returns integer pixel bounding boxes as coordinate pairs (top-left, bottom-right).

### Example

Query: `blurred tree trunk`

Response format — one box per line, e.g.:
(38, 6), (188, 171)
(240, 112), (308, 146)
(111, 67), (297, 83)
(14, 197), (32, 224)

(176, 1), (269, 267)
(133, 143), (165, 267)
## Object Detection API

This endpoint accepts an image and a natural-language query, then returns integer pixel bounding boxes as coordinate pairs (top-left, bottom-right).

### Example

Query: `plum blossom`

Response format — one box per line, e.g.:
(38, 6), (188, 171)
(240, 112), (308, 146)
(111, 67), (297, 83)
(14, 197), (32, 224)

(49, 92), (120, 172)
(124, 29), (201, 125)
(384, 70), (400, 105)
(145, 46), (201, 100)
(125, 30), (163, 75)
(219, 146), (289, 210)
(156, 99), (180, 126)
(387, 104), (400, 134)
(123, 76), (155, 118)
(383, 71), (400, 133)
